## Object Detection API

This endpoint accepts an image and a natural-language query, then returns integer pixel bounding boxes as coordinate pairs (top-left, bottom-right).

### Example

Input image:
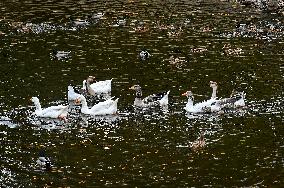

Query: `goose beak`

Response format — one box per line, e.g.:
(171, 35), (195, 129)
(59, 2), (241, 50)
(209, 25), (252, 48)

(75, 98), (81, 104)
(129, 86), (134, 90)
(181, 92), (187, 96)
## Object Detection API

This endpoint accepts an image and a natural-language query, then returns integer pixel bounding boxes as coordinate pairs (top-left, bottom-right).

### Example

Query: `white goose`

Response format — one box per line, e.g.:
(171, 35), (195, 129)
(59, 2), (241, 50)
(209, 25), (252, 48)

(129, 85), (170, 107)
(67, 86), (81, 101)
(182, 91), (217, 113)
(182, 81), (218, 113)
(209, 81), (246, 109)
(31, 97), (68, 120)
(83, 76), (112, 95)
(75, 95), (118, 116)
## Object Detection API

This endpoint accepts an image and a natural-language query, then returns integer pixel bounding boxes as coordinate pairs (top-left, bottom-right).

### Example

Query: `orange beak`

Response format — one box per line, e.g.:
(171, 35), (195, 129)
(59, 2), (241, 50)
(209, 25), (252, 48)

(129, 86), (134, 90)
(181, 92), (187, 96)
(75, 98), (81, 104)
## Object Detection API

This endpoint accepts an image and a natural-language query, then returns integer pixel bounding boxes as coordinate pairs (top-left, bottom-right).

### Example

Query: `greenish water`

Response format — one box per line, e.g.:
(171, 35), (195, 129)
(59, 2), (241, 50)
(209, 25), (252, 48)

(0, 0), (284, 187)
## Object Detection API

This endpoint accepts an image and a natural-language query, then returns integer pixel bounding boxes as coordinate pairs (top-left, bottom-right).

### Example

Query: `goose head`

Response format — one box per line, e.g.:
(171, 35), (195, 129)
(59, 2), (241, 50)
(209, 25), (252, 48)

(129, 85), (142, 98)
(181, 91), (194, 99)
(31, 97), (40, 104)
(88, 76), (96, 81)
(209, 81), (218, 99)
(209, 81), (217, 89)
(68, 85), (74, 91)
(182, 91), (194, 107)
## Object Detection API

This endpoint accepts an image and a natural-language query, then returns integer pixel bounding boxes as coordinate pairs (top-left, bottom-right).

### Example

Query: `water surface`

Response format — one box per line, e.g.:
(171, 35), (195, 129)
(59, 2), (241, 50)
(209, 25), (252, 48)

(0, 0), (284, 187)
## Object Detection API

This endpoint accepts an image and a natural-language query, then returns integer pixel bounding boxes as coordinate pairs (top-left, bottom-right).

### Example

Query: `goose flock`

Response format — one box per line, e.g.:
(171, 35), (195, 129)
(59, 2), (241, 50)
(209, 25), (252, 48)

(30, 77), (246, 122)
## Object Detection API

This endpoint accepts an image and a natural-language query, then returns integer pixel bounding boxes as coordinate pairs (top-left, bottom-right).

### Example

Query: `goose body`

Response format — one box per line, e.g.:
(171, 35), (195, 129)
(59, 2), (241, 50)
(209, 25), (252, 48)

(182, 81), (219, 113)
(31, 97), (68, 120)
(129, 85), (170, 108)
(75, 95), (118, 116)
(209, 81), (246, 109)
(182, 91), (217, 113)
(233, 91), (246, 107)
(67, 86), (81, 101)
(83, 77), (112, 95)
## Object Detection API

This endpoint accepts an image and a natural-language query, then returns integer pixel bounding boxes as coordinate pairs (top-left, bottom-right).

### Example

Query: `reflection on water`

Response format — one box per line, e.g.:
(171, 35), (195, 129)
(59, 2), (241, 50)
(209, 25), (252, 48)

(0, 0), (284, 187)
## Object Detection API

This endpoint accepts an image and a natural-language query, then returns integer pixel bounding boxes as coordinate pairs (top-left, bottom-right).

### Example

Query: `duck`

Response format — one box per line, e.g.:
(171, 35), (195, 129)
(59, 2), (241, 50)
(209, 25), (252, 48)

(36, 150), (52, 170)
(30, 97), (68, 121)
(92, 12), (104, 19)
(129, 85), (170, 107)
(190, 131), (206, 152)
(139, 50), (151, 60)
(52, 50), (71, 60)
(75, 95), (119, 116)
(83, 76), (112, 95)
(67, 85), (81, 101)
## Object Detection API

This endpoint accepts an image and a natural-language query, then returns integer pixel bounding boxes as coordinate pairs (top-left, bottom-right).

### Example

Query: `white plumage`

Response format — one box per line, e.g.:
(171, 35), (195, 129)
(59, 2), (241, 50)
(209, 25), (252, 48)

(31, 97), (68, 120)
(75, 95), (118, 116)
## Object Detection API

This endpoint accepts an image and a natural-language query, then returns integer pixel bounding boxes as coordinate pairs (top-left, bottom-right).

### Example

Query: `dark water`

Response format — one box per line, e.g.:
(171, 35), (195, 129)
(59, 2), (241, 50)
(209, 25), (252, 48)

(1, 0), (284, 187)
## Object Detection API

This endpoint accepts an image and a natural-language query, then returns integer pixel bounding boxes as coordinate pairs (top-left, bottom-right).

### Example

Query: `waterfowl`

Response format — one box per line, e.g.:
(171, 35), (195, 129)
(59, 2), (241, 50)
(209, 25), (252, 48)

(168, 55), (187, 68)
(113, 19), (126, 27)
(75, 95), (118, 116)
(67, 86), (81, 101)
(92, 12), (104, 19)
(209, 81), (246, 109)
(139, 50), (151, 60)
(73, 19), (89, 26)
(182, 91), (216, 113)
(135, 26), (149, 33)
(222, 44), (243, 56)
(231, 90), (246, 108)
(83, 76), (112, 95)
(36, 150), (52, 170)
(129, 85), (170, 107)
(52, 50), (71, 60)
(31, 97), (68, 121)
(190, 131), (206, 152)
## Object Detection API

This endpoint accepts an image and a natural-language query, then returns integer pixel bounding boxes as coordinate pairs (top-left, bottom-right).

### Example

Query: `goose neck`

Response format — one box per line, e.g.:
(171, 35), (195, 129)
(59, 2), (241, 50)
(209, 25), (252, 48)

(186, 96), (194, 107)
(211, 86), (217, 99)
(34, 101), (42, 111)
(135, 89), (142, 98)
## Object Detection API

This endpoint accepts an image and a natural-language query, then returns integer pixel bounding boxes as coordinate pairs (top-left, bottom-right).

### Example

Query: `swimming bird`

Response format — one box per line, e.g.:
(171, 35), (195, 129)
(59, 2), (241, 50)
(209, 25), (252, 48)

(139, 50), (151, 60)
(36, 150), (52, 170)
(190, 131), (206, 152)
(129, 85), (170, 107)
(182, 91), (217, 113)
(208, 81), (246, 109)
(75, 95), (119, 116)
(31, 97), (68, 121)
(83, 76), (112, 95)
(230, 90), (246, 108)
(92, 12), (104, 19)
(52, 50), (71, 60)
